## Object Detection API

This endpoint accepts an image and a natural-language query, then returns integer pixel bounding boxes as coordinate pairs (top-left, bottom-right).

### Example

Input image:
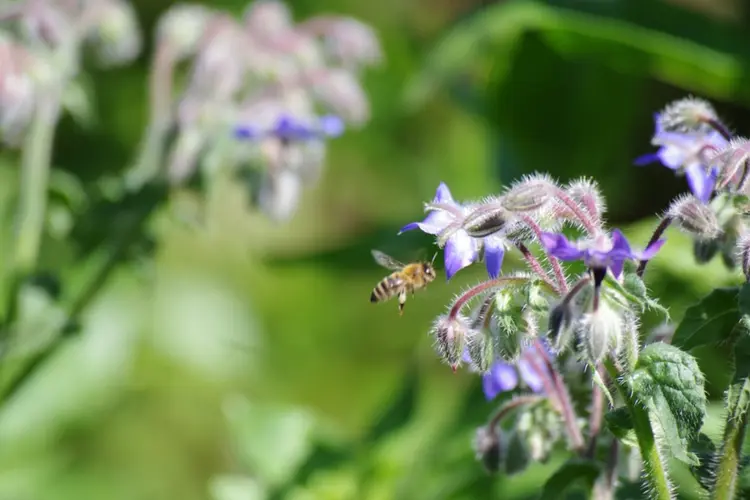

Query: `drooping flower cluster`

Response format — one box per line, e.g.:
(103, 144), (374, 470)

(142, 0), (382, 221)
(402, 172), (669, 472)
(636, 97), (750, 273)
(0, 0), (141, 146)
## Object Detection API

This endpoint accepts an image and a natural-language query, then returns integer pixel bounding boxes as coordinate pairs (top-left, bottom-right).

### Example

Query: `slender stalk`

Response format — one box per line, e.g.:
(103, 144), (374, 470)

(550, 187), (598, 235)
(702, 117), (732, 142)
(449, 276), (528, 319)
(606, 360), (673, 499)
(517, 214), (568, 293)
(515, 242), (560, 294)
(488, 394), (544, 430)
(586, 365), (605, 458)
(532, 338), (585, 453)
(13, 93), (61, 274)
(636, 217), (672, 278)
(710, 377), (750, 500)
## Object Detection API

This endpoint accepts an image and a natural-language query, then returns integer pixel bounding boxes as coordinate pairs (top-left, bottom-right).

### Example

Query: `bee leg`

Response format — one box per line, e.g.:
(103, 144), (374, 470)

(398, 290), (406, 316)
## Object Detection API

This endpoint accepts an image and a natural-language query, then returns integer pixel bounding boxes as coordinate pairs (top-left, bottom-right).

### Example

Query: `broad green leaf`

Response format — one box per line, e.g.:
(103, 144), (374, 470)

(671, 286), (741, 351)
(540, 459), (602, 500)
(689, 433), (717, 491)
(209, 475), (266, 500)
(738, 284), (750, 316)
(626, 343), (706, 465)
(604, 407), (637, 448)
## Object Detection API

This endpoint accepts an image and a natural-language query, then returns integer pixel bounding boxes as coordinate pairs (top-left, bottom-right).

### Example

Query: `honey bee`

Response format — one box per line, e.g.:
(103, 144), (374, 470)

(370, 249), (437, 315)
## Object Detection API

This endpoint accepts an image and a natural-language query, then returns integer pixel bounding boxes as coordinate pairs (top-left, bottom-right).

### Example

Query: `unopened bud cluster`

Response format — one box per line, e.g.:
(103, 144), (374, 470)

(0, 0), (142, 146)
(151, 0), (382, 221)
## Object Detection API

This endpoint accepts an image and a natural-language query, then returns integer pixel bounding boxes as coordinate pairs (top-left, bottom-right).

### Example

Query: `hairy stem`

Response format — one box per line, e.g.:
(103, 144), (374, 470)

(607, 360), (672, 499)
(550, 187), (598, 235)
(710, 376), (750, 500)
(637, 217), (672, 278)
(516, 242), (560, 294)
(13, 93), (61, 274)
(517, 214), (568, 293)
(449, 276), (528, 319)
(533, 338), (585, 453)
(586, 365), (605, 458)
(701, 117), (733, 142)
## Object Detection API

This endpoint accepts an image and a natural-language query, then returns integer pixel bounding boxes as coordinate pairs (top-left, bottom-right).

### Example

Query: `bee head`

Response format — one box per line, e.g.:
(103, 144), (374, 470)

(423, 262), (436, 280)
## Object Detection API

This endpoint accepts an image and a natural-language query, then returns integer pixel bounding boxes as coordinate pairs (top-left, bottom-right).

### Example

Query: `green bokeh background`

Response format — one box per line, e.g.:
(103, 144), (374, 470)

(2, 0), (750, 498)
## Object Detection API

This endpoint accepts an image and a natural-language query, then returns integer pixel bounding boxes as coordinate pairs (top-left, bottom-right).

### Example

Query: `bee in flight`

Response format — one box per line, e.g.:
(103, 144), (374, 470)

(370, 249), (437, 315)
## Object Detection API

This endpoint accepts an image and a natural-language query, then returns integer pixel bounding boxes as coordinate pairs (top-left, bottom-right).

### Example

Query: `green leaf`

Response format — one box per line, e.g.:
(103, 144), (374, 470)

(603, 407), (637, 448)
(672, 286), (741, 351)
(689, 433), (717, 491)
(625, 343), (706, 465)
(540, 459), (602, 500)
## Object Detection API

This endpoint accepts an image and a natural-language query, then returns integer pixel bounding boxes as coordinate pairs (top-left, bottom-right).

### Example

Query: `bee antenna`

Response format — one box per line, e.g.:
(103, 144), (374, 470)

(430, 251), (438, 266)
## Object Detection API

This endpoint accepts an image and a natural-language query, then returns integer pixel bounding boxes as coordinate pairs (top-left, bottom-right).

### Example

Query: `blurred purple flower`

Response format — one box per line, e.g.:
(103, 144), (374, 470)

(635, 114), (727, 203)
(539, 229), (664, 279)
(481, 345), (550, 401)
(399, 183), (506, 279)
(235, 114), (344, 141)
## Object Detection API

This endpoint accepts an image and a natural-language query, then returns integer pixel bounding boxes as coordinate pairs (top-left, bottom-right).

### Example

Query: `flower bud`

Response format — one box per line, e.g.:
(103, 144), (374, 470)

(466, 331), (493, 373)
(501, 176), (550, 213)
(738, 234), (750, 281)
(565, 178), (605, 224)
(474, 426), (504, 474)
(462, 205), (510, 238)
(157, 4), (214, 59)
(577, 302), (623, 364)
(243, 0), (293, 42)
(667, 195), (721, 239)
(321, 18), (382, 68)
(310, 69), (369, 125)
(526, 283), (549, 313)
(658, 96), (718, 133)
(504, 430), (530, 475)
(258, 169), (303, 222)
(547, 302), (574, 352)
(693, 238), (720, 264)
(622, 273), (647, 301)
(87, 0), (142, 67)
(431, 314), (470, 370)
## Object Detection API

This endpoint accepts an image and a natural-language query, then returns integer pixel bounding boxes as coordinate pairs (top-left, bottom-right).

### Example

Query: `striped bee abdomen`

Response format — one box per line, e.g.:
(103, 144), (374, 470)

(370, 274), (402, 303)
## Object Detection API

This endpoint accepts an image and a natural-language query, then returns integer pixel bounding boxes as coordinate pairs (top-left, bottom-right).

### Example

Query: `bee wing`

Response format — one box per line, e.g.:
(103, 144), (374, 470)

(371, 250), (405, 271)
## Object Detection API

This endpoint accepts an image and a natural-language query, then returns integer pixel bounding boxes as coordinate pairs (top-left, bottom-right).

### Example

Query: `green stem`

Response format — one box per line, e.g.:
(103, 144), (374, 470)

(606, 360), (673, 500)
(710, 377), (750, 500)
(14, 94), (61, 274)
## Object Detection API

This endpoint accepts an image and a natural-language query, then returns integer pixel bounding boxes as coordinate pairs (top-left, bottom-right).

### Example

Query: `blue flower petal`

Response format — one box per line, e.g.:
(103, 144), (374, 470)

(444, 230), (477, 280)
(685, 163), (716, 203)
(319, 115), (345, 137)
(484, 236), (505, 279)
(634, 152), (660, 166)
(483, 362), (518, 400)
(517, 352), (545, 393)
(434, 182), (454, 203)
(539, 232), (585, 261)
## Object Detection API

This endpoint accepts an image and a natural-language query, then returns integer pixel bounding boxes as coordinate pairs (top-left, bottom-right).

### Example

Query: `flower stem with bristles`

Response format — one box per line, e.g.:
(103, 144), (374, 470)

(488, 394), (545, 431)
(518, 214), (568, 293)
(701, 117), (733, 141)
(637, 217), (673, 278)
(586, 364), (605, 458)
(606, 360), (673, 499)
(516, 242), (560, 294)
(449, 276), (529, 320)
(534, 338), (585, 453)
(550, 186), (599, 235)
(710, 376), (750, 500)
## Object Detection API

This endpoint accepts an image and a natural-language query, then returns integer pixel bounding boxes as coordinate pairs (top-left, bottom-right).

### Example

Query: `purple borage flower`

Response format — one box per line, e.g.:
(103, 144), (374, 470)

(635, 113), (727, 203)
(235, 114), (345, 142)
(399, 183), (505, 279)
(539, 229), (665, 285)
(470, 345), (550, 401)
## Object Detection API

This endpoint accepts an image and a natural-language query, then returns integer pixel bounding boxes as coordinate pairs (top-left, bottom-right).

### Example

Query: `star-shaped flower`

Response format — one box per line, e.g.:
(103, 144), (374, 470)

(539, 229), (665, 280)
(235, 113), (344, 142)
(481, 345), (550, 401)
(635, 114), (726, 203)
(400, 183), (507, 279)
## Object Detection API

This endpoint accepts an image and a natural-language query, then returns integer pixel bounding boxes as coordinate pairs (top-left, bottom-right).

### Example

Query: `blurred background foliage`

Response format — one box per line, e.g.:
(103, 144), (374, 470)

(1, 0), (750, 499)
